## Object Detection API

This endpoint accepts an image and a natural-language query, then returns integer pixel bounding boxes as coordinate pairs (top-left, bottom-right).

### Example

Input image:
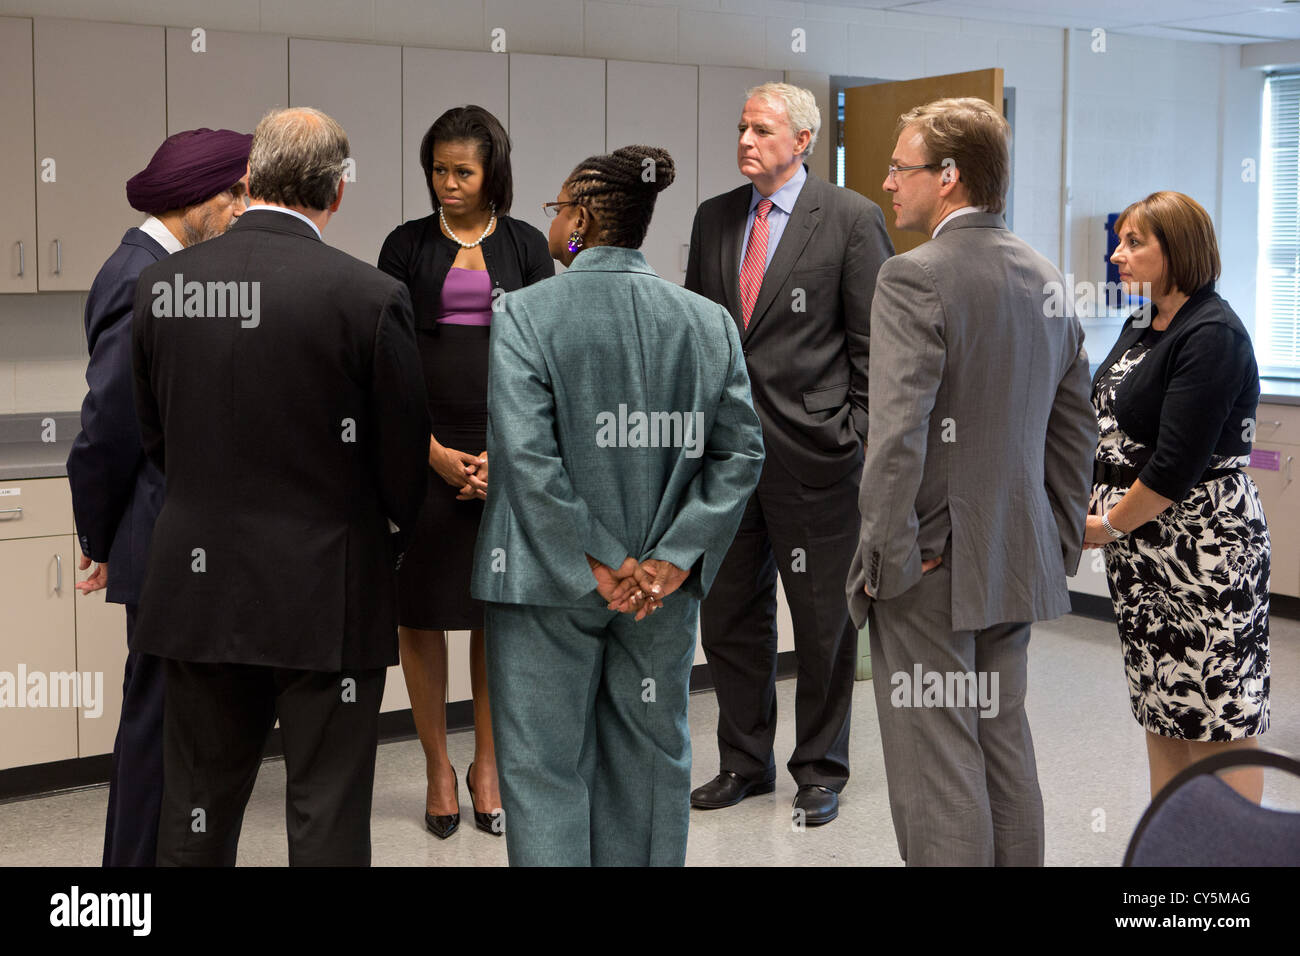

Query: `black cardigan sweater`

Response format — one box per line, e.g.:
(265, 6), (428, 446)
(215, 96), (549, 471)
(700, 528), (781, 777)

(1090, 283), (1260, 502)
(377, 212), (553, 329)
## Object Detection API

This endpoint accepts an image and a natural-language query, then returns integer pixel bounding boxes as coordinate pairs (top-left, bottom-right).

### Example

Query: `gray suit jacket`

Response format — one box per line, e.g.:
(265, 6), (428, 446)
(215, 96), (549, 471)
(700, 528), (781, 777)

(470, 246), (765, 608)
(686, 168), (892, 487)
(846, 213), (1097, 631)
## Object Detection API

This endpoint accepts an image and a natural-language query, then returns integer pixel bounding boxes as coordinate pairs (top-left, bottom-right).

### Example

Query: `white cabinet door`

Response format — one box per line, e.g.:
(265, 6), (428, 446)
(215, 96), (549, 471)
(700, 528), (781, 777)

(0, 17), (36, 293)
(697, 65), (781, 206)
(73, 555), (127, 758)
(33, 18), (165, 291)
(0, 536), (79, 770)
(289, 38), (402, 266)
(606, 60), (698, 285)
(401, 47), (509, 224)
(167, 27), (288, 136)
(508, 53), (605, 245)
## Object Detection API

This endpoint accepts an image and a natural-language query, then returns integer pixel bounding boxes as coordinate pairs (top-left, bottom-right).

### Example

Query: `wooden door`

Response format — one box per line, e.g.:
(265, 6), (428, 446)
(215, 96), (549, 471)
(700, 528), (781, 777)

(843, 68), (1003, 256)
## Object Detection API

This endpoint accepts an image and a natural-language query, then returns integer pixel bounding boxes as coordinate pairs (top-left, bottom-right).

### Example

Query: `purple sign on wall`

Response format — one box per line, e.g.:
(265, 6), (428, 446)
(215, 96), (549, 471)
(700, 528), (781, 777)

(1250, 449), (1282, 471)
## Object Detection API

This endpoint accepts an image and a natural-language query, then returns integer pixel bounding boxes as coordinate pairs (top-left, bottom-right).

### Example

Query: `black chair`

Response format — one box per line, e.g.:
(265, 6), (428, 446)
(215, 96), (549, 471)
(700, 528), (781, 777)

(1124, 749), (1300, 866)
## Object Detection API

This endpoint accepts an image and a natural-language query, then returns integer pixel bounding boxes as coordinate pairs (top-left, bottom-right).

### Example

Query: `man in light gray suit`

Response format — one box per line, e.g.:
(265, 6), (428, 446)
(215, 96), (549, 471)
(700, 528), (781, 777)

(847, 98), (1096, 866)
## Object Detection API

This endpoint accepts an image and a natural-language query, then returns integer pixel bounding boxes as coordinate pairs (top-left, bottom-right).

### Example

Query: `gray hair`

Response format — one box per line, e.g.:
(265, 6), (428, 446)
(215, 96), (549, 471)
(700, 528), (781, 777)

(248, 107), (349, 211)
(745, 82), (821, 159)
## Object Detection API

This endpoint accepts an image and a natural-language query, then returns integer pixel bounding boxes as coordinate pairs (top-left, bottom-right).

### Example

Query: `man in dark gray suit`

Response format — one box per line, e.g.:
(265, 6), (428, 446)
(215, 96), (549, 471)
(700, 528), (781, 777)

(687, 82), (892, 825)
(847, 97), (1096, 865)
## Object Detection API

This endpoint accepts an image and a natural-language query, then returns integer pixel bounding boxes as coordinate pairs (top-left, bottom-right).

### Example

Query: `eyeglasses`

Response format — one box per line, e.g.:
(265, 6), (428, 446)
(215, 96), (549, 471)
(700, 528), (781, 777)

(886, 163), (940, 181)
(542, 200), (578, 219)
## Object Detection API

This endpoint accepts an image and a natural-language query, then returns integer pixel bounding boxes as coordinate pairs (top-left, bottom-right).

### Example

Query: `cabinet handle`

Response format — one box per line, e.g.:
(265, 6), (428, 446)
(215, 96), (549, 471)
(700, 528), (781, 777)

(0, 506), (21, 519)
(16, 240), (23, 277)
(53, 238), (62, 275)
(54, 553), (63, 594)
(1286, 455), (1294, 487)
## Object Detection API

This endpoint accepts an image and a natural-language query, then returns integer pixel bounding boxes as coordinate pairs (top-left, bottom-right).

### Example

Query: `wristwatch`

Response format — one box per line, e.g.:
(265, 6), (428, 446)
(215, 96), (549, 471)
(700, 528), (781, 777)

(1101, 511), (1125, 540)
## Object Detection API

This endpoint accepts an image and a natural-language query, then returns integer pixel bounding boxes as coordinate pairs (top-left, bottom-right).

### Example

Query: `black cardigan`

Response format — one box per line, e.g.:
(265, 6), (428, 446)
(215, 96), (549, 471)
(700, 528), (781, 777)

(377, 213), (554, 329)
(1090, 283), (1260, 502)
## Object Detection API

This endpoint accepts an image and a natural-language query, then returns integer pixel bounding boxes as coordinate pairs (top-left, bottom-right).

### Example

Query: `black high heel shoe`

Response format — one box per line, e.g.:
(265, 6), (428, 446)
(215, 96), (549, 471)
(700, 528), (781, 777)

(466, 762), (503, 836)
(424, 767), (460, 839)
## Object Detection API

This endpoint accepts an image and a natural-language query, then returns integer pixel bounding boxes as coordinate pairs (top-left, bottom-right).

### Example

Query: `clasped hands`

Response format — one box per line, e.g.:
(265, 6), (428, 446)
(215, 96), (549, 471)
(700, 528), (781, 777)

(587, 555), (689, 622)
(430, 437), (487, 501)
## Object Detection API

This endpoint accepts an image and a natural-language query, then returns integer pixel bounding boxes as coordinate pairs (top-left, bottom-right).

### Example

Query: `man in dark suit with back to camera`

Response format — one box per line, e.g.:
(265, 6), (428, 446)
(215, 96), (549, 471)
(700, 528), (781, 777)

(67, 127), (252, 867)
(848, 97), (1096, 865)
(131, 107), (430, 866)
(686, 82), (893, 825)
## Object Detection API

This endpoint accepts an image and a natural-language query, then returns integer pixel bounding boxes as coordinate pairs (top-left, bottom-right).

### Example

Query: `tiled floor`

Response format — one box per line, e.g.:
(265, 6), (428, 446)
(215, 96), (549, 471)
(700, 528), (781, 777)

(2, 611), (1297, 866)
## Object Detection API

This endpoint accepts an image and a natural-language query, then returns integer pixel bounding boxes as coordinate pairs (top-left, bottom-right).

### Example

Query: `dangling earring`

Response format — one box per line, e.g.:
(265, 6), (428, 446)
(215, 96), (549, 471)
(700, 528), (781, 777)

(567, 230), (584, 253)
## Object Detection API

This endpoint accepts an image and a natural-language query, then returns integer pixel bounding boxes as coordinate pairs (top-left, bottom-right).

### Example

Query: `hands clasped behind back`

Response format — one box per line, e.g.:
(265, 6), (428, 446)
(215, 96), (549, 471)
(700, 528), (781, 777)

(587, 555), (690, 622)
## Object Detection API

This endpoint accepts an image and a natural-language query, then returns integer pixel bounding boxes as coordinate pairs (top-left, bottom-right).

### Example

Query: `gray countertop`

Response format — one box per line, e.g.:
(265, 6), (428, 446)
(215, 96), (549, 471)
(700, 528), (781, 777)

(2, 380), (1300, 481)
(0, 414), (78, 481)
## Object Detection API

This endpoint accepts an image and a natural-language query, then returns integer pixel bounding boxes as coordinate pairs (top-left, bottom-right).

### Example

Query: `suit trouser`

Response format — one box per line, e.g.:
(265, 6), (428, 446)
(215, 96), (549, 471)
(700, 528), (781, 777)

(484, 597), (697, 866)
(867, 561), (1043, 866)
(698, 450), (860, 789)
(155, 659), (386, 867)
(102, 605), (165, 867)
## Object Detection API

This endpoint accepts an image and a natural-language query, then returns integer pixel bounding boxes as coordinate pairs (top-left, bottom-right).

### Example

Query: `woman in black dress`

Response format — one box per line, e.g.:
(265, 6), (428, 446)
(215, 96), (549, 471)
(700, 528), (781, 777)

(1083, 191), (1270, 803)
(378, 106), (553, 838)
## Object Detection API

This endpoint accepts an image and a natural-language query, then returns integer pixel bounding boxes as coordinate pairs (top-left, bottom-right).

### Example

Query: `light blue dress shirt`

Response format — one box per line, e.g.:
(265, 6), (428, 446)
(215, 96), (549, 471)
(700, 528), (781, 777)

(738, 163), (807, 275)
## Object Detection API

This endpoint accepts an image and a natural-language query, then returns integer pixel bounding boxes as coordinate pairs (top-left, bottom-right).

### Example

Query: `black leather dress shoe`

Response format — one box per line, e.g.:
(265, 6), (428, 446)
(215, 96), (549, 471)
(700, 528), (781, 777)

(792, 785), (838, 826)
(690, 771), (776, 809)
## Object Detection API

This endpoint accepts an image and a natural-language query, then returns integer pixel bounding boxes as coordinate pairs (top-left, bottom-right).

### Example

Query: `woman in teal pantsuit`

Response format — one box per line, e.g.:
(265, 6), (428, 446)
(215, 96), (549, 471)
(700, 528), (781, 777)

(470, 146), (765, 866)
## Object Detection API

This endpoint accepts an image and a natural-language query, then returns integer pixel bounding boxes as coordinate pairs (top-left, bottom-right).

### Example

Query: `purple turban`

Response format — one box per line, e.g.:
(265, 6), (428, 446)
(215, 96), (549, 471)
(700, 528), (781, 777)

(126, 128), (253, 215)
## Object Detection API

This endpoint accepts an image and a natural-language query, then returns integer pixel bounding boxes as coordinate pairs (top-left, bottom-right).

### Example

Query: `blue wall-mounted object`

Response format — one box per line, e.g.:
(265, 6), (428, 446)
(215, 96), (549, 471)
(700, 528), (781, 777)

(1105, 212), (1120, 286)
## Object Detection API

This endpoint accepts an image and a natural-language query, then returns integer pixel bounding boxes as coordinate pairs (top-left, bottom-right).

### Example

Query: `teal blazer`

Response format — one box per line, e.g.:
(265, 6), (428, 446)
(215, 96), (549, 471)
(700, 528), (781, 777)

(470, 246), (764, 608)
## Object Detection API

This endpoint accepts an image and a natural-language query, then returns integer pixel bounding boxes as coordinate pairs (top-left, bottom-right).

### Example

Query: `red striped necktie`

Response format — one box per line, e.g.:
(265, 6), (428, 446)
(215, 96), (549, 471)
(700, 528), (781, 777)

(739, 198), (774, 329)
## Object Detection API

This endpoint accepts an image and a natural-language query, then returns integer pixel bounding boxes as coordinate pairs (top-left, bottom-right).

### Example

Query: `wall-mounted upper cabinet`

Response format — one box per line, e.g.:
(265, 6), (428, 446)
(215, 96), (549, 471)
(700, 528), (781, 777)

(167, 27), (288, 136)
(697, 66), (782, 207)
(289, 38), (402, 267)
(508, 54), (606, 248)
(606, 61), (698, 285)
(0, 18), (36, 294)
(33, 18), (165, 291)
(401, 47), (509, 225)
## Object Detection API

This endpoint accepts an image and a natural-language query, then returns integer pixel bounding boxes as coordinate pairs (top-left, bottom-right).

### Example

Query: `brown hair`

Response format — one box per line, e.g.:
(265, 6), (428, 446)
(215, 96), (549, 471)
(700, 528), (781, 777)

(895, 97), (1010, 215)
(1113, 191), (1220, 296)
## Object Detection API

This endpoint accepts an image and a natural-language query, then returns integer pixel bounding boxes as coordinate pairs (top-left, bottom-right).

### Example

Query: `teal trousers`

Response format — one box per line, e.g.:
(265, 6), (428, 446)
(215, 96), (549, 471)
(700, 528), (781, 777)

(484, 597), (698, 866)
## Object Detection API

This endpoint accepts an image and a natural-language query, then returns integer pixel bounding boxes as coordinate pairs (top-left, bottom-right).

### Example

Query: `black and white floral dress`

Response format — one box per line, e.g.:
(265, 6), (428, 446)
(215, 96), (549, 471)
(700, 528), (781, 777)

(1091, 340), (1271, 741)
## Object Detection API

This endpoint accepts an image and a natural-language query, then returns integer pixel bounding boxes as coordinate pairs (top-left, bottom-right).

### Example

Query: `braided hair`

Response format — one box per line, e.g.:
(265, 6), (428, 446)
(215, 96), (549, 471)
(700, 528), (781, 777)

(565, 145), (675, 249)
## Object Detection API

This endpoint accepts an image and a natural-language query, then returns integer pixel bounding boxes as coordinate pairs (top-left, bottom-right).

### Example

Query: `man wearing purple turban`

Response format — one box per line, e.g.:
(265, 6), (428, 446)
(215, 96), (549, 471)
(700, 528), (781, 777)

(66, 127), (252, 867)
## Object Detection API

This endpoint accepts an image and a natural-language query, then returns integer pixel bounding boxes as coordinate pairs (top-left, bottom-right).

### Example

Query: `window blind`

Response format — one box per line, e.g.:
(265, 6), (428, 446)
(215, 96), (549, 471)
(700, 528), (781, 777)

(1260, 73), (1300, 373)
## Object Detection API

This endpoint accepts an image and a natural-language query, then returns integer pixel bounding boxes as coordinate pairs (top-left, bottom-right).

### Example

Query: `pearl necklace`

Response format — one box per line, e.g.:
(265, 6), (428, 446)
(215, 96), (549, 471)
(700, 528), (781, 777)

(440, 203), (496, 248)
